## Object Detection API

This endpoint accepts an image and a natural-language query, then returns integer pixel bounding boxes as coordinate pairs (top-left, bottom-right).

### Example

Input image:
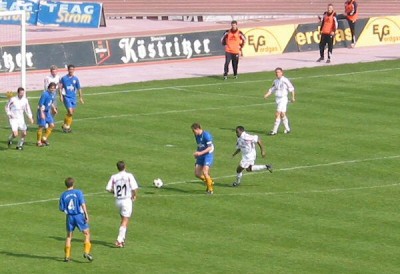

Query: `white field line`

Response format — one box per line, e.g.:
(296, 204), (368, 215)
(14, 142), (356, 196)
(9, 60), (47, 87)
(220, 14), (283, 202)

(1, 155), (399, 208)
(1, 67), (399, 103)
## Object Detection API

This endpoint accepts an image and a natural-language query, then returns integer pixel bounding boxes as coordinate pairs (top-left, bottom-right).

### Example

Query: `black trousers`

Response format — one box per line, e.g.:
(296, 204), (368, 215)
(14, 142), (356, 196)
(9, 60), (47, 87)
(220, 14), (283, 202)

(223, 52), (240, 76)
(337, 15), (356, 44)
(319, 33), (334, 59)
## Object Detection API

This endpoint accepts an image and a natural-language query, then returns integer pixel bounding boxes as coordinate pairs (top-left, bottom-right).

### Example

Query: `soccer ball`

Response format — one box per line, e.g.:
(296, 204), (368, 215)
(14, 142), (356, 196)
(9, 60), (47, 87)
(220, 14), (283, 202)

(153, 178), (164, 188)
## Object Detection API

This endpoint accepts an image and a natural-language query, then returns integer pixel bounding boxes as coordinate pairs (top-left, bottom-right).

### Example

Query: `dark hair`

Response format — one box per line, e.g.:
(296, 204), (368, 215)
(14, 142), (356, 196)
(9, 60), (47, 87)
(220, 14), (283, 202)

(48, 82), (57, 89)
(231, 20), (238, 25)
(236, 126), (245, 132)
(67, 64), (75, 70)
(191, 123), (202, 130)
(65, 177), (75, 188)
(275, 67), (283, 72)
(17, 87), (24, 93)
(117, 161), (126, 171)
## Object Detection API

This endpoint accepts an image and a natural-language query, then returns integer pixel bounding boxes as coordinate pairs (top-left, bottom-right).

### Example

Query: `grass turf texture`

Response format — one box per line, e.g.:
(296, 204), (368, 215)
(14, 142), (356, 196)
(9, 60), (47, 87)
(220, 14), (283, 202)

(0, 60), (399, 274)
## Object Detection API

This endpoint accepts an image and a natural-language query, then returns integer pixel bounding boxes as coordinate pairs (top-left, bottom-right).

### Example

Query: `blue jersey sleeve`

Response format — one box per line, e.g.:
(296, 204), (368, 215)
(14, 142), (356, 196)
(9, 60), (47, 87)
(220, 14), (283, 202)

(203, 131), (213, 147)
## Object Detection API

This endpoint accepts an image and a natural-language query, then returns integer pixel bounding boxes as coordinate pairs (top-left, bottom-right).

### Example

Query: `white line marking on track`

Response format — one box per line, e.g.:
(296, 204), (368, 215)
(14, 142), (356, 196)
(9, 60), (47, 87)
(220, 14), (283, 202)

(1, 155), (399, 208)
(1, 67), (398, 103)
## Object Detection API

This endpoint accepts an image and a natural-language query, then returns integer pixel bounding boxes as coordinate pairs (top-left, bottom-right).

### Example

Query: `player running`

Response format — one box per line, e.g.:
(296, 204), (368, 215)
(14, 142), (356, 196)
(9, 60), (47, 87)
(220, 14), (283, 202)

(232, 126), (272, 187)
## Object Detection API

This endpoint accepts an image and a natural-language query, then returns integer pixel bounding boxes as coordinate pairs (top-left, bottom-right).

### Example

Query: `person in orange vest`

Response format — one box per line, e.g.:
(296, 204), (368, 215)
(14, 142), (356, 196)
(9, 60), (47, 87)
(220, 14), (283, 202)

(317, 4), (338, 63)
(337, 0), (358, 48)
(221, 20), (246, 80)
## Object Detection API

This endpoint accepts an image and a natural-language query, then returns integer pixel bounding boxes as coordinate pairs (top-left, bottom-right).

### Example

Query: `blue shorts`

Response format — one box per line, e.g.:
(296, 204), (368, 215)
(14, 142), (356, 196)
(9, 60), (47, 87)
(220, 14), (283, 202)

(63, 97), (77, 109)
(195, 153), (214, 167)
(66, 214), (89, 232)
(37, 111), (54, 127)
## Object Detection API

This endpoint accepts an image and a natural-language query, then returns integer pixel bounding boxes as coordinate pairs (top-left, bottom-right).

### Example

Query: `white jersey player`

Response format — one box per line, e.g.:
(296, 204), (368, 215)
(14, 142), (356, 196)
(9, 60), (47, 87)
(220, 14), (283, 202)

(264, 67), (296, 135)
(5, 87), (34, 150)
(106, 161), (139, 247)
(44, 65), (60, 108)
(232, 126), (272, 187)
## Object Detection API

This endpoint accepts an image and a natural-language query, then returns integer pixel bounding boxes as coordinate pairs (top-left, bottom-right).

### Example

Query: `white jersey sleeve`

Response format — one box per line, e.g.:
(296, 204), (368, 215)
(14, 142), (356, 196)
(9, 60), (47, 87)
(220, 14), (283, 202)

(5, 97), (32, 120)
(270, 76), (295, 98)
(237, 132), (258, 155)
(22, 97), (33, 119)
(106, 171), (139, 199)
(44, 74), (60, 90)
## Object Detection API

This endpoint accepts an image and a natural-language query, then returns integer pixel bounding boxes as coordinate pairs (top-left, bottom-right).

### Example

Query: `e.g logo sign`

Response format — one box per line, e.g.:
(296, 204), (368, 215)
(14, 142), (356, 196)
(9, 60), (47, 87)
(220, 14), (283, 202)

(357, 16), (400, 46)
(242, 25), (295, 57)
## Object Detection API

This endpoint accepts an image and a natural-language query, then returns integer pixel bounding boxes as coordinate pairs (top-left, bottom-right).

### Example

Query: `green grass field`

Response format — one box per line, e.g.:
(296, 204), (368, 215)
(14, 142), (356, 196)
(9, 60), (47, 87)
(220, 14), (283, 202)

(1, 60), (400, 274)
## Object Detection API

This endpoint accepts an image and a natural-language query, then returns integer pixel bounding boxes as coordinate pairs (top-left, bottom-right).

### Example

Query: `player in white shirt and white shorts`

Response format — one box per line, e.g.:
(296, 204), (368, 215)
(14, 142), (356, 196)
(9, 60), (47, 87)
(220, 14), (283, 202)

(232, 126), (272, 187)
(106, 161), (139, 247)
(5, 87), (34, 150)
(264, 67), (296, 135)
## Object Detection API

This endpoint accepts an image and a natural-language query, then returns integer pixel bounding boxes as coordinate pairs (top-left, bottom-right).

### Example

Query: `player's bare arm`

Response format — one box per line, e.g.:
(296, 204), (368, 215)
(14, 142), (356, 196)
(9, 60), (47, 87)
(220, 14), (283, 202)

(232, 148), (241, 157)
(79, 89), (84, 104)
(257, 140), (266, 158)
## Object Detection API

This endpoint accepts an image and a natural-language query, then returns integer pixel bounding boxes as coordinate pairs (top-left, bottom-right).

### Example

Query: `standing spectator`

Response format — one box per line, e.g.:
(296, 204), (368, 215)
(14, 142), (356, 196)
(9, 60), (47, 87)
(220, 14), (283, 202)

(317, 3), (338, 63)
(59, 64), (84, 133)
(59, 177), (93, 262)
(36, 83), (57, 147)
(264, 67), (296, 136)
(44, 65), (60, 113)
(337, 0), (358, 48)
(106, 161), (139, 248)
(232, 126), (272, 187)
(221, 20), (246, 80)
(191, 123), (215, 194)
(5, 87), (34, 150)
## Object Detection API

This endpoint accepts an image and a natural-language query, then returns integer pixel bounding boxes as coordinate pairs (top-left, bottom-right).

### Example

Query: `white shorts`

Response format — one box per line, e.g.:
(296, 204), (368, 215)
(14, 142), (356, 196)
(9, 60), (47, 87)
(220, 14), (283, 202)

(9, 118), (27, 132)
(240, 154), (256, 169)
(276, 98), (288, 113)
(115, 198), (133, 218)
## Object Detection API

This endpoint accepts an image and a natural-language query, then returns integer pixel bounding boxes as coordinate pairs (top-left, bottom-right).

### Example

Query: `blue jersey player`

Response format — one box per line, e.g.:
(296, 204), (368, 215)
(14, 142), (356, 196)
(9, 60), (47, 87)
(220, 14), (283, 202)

(59, 177), (93, 262)
(191, 123), (215, 194)
(59, 64), (84, 133)
(36, 82), (57, 147)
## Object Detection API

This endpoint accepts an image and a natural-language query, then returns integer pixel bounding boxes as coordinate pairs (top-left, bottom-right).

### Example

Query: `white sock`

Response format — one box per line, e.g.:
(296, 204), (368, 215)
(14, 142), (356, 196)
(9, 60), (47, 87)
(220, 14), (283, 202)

(272, 118), (281, 133)
(282, 117), (290, 131)
(8, 134), (14, 141)
(18, 138), (25, 147)
(117, 226), (126, 243)
(236, 172), (243, 184)
(251, 165), (267, 171)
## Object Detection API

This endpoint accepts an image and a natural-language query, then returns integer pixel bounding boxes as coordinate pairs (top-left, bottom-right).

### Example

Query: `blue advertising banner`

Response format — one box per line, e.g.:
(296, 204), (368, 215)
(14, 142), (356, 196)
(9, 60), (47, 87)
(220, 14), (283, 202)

(0, 0), (39, 25)
(36, 0), (103, 28)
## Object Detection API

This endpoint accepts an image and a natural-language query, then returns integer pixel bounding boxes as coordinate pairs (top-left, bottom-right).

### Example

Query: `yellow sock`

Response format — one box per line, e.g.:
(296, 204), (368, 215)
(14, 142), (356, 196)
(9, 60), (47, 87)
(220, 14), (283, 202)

(200, 175), (207, 182)
(66, 114), (73, 127)
(44, 128), (53, 139)
(84, 242), (91, 254)
(64, 115), (68, 126)
(64, 246), (71, 258)
(37, 129), (43, 143)
(206, 177), (214, 192)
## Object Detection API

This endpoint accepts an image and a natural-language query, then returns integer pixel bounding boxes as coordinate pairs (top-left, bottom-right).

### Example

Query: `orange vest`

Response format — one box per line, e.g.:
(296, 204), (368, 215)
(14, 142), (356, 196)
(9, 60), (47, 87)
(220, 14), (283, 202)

(321, 12), (337, 35)
(345, 0), (358, 22)
(225, 30), (244, 54)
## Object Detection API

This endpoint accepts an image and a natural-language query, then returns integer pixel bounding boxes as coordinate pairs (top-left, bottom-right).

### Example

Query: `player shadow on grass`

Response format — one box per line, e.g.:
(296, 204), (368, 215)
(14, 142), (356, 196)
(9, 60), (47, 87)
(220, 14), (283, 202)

(0, 250), (64, 262)
(49, 236), (115, 249)
(1, 140), (42, 150)
(186, 180), (232, 188)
